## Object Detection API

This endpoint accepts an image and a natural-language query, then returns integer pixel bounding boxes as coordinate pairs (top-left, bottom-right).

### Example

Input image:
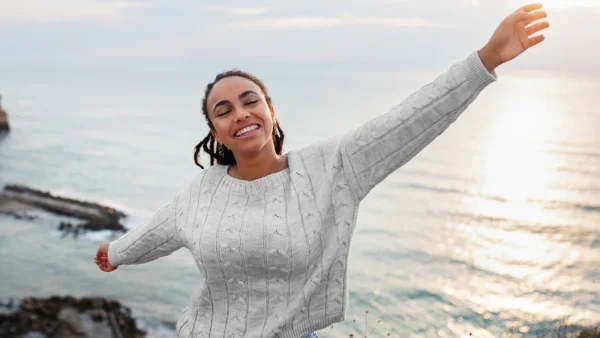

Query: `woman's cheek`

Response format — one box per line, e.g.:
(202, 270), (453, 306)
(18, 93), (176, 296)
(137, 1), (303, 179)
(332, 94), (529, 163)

(215, 123), (229, 141)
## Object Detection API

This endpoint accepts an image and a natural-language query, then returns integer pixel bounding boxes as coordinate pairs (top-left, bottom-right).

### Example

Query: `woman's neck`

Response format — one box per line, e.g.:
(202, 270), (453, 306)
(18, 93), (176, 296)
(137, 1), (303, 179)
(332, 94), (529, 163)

(228, 150), (288, 181)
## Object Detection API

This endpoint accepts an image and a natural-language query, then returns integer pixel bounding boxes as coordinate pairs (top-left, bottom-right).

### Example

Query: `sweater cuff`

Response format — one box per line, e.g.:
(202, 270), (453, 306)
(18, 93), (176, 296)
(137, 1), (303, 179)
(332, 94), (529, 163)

(107, 239), (123, 267)
(462, 50), (498, 92)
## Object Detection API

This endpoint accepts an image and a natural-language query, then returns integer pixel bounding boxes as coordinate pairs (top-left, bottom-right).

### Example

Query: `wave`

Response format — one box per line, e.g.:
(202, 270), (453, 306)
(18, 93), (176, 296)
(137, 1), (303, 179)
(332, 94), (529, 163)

(545, 148), (600, 160)
(395, 180), (600, 216)
(394, 181), (508, 202)
(556, 166), (600, 179)
(135, 316), (177, 338)
(528, 199), (600, 214)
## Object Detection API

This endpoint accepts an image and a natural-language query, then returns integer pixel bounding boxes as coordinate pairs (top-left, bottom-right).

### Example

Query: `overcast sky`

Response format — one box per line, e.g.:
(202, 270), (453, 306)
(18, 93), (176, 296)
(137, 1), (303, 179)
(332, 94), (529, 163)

(0, 0), (598, 75)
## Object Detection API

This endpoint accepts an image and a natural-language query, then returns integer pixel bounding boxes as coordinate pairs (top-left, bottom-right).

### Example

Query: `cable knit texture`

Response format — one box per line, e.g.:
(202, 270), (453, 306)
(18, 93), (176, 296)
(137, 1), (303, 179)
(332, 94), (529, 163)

(108, 50), (497, 338)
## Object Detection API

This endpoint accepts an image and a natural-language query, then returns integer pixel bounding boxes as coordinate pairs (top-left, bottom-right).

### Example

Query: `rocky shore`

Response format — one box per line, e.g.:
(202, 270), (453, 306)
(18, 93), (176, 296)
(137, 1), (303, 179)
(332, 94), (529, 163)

(0, 94), (9, 132)
(0, 296), (146, 338)
(0, 184), (127, 236)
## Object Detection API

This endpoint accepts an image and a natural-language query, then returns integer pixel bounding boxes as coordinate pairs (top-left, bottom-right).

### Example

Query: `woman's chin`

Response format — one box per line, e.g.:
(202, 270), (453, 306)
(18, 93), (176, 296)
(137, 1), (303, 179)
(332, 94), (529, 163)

(231, 138), (270, 155)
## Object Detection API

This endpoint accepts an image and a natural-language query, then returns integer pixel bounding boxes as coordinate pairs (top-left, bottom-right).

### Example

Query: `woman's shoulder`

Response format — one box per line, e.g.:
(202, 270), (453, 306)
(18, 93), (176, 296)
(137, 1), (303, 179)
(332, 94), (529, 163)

(186, 164), (228, 189)
(292, 134), (345, 168)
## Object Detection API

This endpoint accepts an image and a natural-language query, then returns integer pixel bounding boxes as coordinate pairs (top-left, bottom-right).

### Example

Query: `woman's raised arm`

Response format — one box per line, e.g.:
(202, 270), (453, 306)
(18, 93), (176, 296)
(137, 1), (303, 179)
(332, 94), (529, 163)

(338, 3), (548, 201)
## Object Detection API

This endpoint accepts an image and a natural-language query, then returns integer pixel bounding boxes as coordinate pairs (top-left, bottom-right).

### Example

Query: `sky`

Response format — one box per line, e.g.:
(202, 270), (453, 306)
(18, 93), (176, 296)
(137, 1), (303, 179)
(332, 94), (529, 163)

(0, 0), (598, 75)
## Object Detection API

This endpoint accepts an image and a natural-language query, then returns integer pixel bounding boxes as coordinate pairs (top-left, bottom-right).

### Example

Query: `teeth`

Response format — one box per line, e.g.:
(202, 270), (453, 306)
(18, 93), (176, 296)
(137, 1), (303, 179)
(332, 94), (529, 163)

(235, 125), (259, 137)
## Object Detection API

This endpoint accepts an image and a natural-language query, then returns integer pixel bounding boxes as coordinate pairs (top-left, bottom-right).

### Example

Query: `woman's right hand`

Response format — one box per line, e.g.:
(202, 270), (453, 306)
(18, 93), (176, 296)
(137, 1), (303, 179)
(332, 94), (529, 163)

(95, 242), (118, 272)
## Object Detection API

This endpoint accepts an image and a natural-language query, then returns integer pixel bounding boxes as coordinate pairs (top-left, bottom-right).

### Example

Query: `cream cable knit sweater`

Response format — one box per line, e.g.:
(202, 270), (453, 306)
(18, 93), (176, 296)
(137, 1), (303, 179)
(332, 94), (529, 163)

(108, 50), (497, 338)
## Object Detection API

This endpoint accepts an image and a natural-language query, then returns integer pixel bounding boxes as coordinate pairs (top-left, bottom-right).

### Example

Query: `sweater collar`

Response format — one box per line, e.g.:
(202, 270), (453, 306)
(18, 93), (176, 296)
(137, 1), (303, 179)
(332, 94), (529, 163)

(216, 152), (293, 194)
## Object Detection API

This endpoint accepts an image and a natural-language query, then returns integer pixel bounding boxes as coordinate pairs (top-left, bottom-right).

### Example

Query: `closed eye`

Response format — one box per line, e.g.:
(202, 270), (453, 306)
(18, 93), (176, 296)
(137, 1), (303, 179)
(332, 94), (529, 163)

(217, 100), (258, 117)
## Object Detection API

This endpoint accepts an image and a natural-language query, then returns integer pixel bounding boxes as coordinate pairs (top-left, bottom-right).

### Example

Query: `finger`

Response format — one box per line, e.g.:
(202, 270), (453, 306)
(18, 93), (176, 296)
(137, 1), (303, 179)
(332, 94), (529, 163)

(528, 34), (545, 48)
(522, 10), (547, 26)
(522, 3), (543, 12)
(527, 21), (550, 36)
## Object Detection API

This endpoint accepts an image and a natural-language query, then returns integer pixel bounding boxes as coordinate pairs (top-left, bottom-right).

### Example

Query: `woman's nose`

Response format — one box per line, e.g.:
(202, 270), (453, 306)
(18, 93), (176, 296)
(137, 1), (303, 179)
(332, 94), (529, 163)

(234, 108), (251, 122)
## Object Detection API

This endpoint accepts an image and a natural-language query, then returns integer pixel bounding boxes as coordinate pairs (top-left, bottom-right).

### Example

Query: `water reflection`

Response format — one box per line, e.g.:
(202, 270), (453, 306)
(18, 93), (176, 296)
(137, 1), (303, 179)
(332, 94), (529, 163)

(442, 75), (598, 335)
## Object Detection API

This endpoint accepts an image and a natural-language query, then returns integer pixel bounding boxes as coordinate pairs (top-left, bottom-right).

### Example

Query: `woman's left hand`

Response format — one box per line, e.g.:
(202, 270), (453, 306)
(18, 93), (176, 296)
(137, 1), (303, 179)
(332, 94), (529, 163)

(479, 3), (549, 73)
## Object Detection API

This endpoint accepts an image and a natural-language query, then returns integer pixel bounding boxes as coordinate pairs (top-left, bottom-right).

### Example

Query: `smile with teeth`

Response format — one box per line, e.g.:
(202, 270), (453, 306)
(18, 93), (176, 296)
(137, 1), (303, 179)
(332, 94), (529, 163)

(235, 124), (260, 137)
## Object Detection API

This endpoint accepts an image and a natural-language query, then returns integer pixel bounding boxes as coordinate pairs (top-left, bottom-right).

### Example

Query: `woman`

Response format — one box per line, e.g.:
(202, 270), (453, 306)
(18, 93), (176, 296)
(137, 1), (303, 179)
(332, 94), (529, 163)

(95, 4), (549, 337)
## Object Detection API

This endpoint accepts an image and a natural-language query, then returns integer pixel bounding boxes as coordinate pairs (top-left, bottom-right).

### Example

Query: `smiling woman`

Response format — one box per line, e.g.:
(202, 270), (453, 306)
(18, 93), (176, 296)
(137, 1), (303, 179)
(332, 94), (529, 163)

(94, 3), (552, 338)
(192, 70), (287, 180)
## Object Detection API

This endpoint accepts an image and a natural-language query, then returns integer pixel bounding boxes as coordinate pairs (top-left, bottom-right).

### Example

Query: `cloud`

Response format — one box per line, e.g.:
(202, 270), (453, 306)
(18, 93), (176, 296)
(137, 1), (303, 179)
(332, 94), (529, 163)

(0, 0), (596, 77)
(541, 0), (600, 8)
(0, 0), (151, 23)
(228, 13), (454, 29)
(206, 6), (271, 16)
(459, 0), (480, 6)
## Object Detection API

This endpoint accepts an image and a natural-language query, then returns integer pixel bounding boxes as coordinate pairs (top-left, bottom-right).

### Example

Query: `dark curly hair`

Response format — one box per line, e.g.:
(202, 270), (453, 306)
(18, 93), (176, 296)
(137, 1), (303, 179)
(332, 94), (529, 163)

(193, 70), (285, 169)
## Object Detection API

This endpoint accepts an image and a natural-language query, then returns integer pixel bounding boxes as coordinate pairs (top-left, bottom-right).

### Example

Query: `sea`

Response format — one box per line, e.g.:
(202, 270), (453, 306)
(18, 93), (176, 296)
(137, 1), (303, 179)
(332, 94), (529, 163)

(1, 57), (598, 338)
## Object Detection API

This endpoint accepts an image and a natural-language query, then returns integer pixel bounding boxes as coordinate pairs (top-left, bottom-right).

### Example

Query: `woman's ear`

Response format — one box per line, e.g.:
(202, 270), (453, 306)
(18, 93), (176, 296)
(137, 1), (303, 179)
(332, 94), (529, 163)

(270, 105), (277, 124)
(210, 130), (219, 143)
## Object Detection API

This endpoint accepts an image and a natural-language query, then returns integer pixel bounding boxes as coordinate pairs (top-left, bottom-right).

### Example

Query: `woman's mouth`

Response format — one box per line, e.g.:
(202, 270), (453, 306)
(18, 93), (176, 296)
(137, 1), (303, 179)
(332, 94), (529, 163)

(234, 124), (260, 138)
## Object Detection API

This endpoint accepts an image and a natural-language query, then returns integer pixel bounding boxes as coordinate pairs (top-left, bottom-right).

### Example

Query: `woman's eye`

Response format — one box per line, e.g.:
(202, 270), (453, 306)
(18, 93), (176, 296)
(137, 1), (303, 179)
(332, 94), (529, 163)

(245, 100), (259, 105)
(218, 110), (230, 117)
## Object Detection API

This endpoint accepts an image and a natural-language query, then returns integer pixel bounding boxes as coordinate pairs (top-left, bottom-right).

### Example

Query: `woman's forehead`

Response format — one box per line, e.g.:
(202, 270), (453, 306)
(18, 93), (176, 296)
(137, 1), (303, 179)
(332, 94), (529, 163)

(208, 76), (261, 103)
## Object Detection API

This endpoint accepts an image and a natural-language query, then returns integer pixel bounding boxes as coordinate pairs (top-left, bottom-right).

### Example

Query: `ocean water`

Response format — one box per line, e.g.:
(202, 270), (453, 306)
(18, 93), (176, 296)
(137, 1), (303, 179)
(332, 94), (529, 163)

(0, 60), (599, 338)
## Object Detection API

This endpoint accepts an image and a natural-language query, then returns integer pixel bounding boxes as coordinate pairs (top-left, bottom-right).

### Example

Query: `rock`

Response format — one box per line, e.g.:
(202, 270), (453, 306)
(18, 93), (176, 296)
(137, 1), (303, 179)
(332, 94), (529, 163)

(91, 298), (106, 309)
(0, 184), (128, 235)
(0, 296), (146, 338)
(90, 309), (105, 322)
(49, 321), (76, 338)
(57, 307), (85, 335)
(0, 94), (9, 132)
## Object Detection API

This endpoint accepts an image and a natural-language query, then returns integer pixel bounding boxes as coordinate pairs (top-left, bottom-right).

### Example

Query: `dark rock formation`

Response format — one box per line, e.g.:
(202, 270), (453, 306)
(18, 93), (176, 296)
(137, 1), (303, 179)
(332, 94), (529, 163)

(0, 94), (9, 132)
(0, 296), (146, 338)
(0, 185), (128, 235)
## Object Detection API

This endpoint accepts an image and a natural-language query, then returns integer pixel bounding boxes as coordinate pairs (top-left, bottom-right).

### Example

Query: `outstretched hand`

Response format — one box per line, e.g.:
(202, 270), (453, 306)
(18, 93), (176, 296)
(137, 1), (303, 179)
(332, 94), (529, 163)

(95, 242), (118, 272)
(479, 3), (549, 72)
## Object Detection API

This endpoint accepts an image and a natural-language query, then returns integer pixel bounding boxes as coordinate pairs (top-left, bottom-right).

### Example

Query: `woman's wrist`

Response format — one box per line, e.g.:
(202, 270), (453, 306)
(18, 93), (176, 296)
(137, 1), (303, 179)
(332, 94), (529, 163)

(477, 45), (501, 75)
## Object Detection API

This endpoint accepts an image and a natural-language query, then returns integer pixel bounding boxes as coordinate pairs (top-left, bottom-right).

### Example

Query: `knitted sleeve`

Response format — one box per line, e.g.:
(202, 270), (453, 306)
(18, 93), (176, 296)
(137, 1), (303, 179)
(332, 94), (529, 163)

(340, 50), (498, 201)
(106, 173), (201, 267)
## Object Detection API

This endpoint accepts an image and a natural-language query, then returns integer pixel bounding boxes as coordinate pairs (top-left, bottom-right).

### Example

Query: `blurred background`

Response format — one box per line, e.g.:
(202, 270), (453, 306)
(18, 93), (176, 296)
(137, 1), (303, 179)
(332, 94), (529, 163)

(0, 0), (598, 337)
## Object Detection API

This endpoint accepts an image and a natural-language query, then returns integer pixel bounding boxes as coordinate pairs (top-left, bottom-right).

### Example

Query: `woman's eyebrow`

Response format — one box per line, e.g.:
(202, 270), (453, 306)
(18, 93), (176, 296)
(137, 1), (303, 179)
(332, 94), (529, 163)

(213, 90), (259, 114)
(239, 90), (258, 99)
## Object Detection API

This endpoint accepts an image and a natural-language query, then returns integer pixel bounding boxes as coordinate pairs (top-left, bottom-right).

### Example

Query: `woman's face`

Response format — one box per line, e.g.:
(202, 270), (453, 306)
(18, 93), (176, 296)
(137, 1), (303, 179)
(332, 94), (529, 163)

(206, 76), (275, 157)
